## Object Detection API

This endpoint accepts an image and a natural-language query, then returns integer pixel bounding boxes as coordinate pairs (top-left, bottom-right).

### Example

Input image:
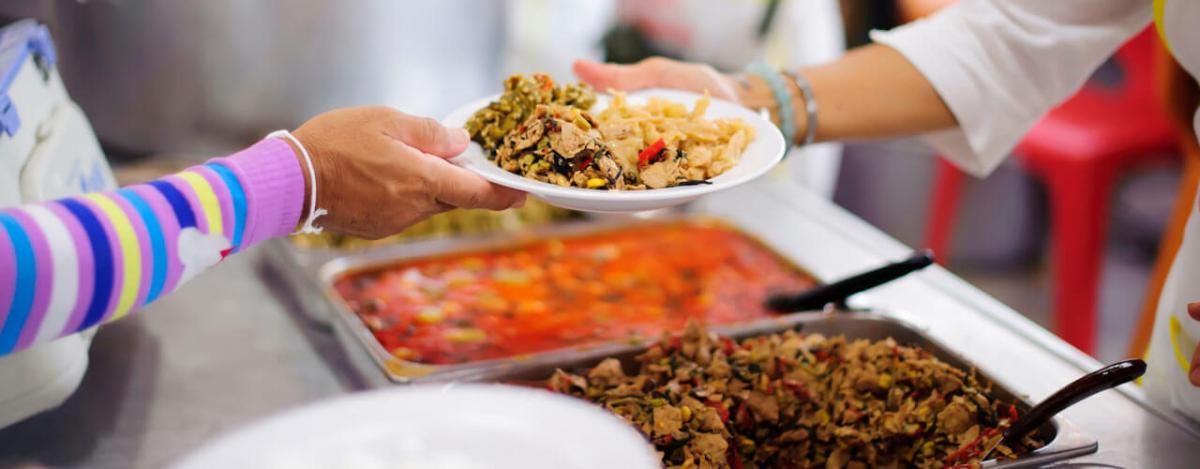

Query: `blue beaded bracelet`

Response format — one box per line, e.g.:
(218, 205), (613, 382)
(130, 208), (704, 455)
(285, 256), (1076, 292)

(745, 60), (796, 146)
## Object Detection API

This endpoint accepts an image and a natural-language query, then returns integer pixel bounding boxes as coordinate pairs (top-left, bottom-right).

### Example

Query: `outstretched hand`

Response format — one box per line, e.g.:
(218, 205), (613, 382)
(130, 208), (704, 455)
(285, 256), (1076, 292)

(292, 107), (526, 239)
(572, 58), (741, 103)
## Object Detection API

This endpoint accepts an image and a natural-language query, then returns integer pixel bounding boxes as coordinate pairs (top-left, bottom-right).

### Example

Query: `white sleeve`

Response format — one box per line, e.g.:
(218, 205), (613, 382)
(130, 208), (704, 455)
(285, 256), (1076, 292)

(870, 0), (1151, 177)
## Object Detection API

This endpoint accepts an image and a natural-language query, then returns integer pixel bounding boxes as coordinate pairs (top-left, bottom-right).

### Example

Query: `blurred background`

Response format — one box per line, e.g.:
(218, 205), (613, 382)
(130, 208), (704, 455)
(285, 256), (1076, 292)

(0, 0), (1193, 363)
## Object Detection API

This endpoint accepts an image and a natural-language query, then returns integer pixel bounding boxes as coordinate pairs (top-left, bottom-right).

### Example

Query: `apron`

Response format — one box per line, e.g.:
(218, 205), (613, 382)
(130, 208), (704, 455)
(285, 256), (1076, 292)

(1142, 0), (1200, 423)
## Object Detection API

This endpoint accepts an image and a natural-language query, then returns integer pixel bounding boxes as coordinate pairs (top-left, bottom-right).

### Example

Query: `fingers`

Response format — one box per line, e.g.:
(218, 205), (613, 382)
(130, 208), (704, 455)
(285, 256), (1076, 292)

(573, 59), (658, 91)
(1191, 344), (1200, 387)
(419, 155), (527, 210)
(1187, 302), (1200, 387)
(386, 113), (471, 158)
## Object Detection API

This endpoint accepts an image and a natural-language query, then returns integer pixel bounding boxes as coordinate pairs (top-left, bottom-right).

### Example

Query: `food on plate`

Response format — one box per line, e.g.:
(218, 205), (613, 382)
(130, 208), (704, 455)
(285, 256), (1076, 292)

(291, 199), (577, 250)
(466, 74), (755, 190)
(334, 221), (814, 364)
(493, 104), (627, 189)
(595, 91), (755, 189)
(465, 74), (596, 154)
(548, 323), (1045, 469)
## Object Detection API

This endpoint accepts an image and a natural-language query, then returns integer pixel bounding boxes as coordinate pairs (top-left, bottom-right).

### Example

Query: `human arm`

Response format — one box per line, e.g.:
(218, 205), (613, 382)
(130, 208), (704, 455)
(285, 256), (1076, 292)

(0, 107), (525, 355)
(573, 0), (1152, 176)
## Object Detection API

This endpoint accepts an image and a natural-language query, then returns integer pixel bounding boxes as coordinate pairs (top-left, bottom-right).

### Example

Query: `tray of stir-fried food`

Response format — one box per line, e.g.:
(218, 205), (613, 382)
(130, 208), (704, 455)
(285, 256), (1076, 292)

(484, 312), (1097, 469)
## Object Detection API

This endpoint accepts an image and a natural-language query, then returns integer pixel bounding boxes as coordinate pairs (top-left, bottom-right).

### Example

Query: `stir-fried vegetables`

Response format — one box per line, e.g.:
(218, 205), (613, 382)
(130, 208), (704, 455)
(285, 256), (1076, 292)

(466, 74), (596, 154)
(493, 104), (626, 189)
(468, 75), (754, 190)
(548, 323), (1045, 469)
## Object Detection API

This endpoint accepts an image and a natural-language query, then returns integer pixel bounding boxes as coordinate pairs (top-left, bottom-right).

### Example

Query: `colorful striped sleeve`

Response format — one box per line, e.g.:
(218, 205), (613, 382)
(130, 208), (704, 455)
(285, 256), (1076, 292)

(0, 137), (304, 355)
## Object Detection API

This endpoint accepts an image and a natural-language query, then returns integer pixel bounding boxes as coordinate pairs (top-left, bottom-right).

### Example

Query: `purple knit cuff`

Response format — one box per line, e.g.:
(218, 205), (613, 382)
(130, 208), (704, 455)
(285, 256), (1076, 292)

(210, 138), (305, 247)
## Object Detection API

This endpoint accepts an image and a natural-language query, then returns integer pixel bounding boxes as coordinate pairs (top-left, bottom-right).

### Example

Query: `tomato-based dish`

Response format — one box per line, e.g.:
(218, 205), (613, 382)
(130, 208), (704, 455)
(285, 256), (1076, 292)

(334, 222), (815, 365)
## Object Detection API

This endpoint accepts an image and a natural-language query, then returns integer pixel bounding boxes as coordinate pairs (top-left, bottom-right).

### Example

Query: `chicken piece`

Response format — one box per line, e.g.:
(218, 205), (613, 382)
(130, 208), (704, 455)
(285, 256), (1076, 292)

(692, 406), (724, 432)
(937, 396), (976, 434)
(593, 153), (624, 185)
(705, 354), (731, 379)
(547, 369), (587, 393)
(652, 405), (684, 438)
(507, 117), (545, 153)
(686, 433), (728, 464)
(778, 429), (810, 443)
(639, 160), (681, 189)
(588, 358), (627, 387)
(548, 115), (592, 157)
(746, 391), (780, 423)
(826, 448), (851, 469)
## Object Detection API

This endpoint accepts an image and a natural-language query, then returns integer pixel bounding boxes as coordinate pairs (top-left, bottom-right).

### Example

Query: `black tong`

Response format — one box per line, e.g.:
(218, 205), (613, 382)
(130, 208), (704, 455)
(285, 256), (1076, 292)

(766, 249), (935, 312)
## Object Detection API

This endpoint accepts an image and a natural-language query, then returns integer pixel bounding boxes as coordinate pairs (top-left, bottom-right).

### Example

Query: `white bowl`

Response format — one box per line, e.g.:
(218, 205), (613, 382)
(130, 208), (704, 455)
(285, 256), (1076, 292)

(444, 88), (787, 213)
(172, 384), (660, 469)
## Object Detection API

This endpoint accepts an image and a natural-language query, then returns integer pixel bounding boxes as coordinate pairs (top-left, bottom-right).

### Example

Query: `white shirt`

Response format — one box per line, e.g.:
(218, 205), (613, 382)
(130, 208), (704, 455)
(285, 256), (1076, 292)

(874, 0), (1200, 423)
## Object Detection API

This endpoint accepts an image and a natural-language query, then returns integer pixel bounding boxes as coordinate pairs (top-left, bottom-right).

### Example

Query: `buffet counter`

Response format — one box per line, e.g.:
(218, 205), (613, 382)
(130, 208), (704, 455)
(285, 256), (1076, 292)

(0, 172), (1197, 468)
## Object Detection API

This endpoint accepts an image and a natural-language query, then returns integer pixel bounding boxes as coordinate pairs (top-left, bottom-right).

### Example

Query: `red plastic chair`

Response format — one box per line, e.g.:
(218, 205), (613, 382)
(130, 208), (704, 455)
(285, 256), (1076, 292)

(924, 27), (1178, 354)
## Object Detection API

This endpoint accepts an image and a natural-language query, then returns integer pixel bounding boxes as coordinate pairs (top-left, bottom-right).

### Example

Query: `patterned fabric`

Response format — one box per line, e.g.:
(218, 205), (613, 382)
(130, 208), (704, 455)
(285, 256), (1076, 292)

(0, 138), (304, 355)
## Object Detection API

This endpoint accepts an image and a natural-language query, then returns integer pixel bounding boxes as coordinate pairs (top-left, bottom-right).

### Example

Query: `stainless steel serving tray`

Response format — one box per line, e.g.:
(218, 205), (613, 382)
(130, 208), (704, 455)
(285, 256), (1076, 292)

(471, 311), (1098, 468)
(265, 217), (1100, 467)
(308, 219), (1097, 466)
(320, 299), (1097, 467)
(313, 216), (816, 382)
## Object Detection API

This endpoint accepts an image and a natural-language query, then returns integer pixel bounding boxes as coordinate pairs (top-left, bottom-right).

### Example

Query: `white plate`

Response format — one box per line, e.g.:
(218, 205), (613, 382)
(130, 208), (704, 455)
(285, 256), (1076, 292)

(173, 384), (660, 469)
(444, 88), (787, 213)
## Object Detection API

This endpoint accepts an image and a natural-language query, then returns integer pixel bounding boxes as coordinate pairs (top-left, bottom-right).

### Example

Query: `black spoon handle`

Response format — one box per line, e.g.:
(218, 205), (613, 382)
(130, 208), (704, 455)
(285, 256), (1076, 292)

(1001, 359), (1147, 447)
(766, 249), (935, 312)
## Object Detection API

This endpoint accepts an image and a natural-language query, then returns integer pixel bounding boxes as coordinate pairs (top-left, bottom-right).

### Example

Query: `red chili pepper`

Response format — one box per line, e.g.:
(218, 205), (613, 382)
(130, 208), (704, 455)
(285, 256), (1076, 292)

(705, 400), (730, 423)
(1008, 403), (1019, 421)
(943, 431), (988, 468)
(536, 73), (554, 91)
(729, 444), (745, 469)
(735, 402), (752, 429)
(718, 337), (737, 355)
(637, 138), (666, 168)
(579, 155), (594, 170)
(814, 350), (830, 362)
(781, 379), (808, 397)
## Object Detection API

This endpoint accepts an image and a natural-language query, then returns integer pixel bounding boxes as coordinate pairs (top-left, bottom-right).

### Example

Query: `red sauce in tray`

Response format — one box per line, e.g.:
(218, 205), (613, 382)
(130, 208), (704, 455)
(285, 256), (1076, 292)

(334, 222), (815, 365)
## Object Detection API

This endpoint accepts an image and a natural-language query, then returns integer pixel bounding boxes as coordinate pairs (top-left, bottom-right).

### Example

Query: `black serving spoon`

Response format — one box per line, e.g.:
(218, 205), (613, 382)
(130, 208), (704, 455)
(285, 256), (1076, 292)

(766, 249), (935, 313)
(982, 359), (1147, 460)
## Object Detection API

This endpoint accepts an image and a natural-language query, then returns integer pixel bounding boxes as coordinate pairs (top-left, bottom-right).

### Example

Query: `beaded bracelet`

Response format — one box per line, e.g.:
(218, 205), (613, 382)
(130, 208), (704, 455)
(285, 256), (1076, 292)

(783, 69), (818, 146)
(745, 61), (797, 146)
